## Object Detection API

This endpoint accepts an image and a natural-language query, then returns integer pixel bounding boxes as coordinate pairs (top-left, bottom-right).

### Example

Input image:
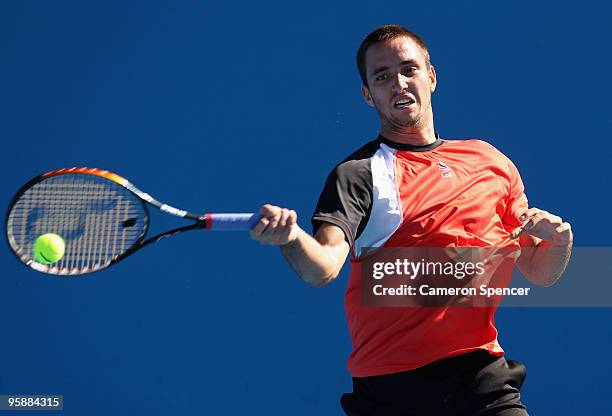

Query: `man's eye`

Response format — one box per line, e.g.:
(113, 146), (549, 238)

(402, 67), (417, 76)
(375, 74), (388, 81)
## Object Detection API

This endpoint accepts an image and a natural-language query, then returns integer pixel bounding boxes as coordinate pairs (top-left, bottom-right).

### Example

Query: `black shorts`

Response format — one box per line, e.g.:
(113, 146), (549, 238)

(341, 350), (528, 416)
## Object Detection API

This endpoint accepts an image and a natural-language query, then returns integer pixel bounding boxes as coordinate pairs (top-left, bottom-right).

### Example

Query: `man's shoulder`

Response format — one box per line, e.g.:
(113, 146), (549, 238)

(338, 138), (382, 164)
(442, 138), (511, 160)
(443, 137), (498, 150)
(330, 138), (381, 178)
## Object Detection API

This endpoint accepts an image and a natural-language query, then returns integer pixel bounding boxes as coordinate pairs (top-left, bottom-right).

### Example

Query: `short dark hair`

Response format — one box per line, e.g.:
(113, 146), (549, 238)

(356, 25), (430, 86)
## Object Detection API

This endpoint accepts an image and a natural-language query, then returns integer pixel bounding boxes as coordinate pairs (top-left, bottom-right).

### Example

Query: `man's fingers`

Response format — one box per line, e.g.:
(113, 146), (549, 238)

(260, 203), (280, 217)
(250, 205), (299, 245)
(522, 213), (542, 231)
(510, 227), (523, 239)
(511, 206), (572, 243)
(555, 222), (572, 233)
(510, 212), (540, 238)
(525, 213), (562, 233)
(278, 208), (291, 227)
(512, 208), (559, 238)
(510, 224), (530, 239)
(269, 209), (295, 239)
(256, 204), (282, 233)
(519, 207), (541, 222)
(287, 210), (297, 226)
(552, 222), (573, 244)
(278, 209), (297, 227)
(249, 216), (270, 238)
(267, 211), (281, 229)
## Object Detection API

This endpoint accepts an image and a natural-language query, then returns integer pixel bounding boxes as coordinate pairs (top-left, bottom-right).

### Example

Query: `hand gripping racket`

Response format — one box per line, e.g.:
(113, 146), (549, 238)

(5, 167), (260, 276)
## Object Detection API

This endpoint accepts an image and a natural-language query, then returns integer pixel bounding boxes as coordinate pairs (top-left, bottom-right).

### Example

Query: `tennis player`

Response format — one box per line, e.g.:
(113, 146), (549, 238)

(250, 25), (573, 415)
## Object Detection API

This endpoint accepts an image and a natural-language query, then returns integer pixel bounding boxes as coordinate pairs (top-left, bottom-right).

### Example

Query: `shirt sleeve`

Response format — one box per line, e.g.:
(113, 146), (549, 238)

(501, 158), (529, 231)
(311, 160), (372, 248)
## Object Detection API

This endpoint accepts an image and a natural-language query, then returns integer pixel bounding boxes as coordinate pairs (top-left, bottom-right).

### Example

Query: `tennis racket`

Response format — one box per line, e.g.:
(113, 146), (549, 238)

(5, 167), (260, 276)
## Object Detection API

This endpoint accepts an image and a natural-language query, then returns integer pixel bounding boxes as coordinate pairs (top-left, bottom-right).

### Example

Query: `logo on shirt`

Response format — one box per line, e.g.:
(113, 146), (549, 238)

(437, 161), (453, 178)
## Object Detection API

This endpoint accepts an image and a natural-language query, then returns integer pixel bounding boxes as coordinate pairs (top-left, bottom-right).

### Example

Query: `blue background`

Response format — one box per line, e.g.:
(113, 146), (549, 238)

(1, 1), (610, 414)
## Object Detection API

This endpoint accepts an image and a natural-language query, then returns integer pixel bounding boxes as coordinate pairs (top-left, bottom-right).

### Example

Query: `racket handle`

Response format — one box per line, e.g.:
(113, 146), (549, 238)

(204, 213), (262, 231)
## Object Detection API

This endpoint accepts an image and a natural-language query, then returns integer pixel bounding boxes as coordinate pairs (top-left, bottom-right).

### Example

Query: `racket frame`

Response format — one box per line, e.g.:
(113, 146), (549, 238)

(6, 167), (212, 276)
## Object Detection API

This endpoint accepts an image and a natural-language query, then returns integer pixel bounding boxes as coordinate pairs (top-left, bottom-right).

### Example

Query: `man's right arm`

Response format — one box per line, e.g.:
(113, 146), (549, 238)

(281, 223), (350, 287)
(250, 204), (350, 287)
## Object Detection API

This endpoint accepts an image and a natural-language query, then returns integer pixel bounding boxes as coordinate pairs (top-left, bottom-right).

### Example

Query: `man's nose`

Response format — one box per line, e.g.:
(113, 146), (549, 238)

(391, 74), (408, 94)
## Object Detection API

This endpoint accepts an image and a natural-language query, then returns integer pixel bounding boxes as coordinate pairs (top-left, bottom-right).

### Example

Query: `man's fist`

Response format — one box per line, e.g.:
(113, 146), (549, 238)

(510, 207), (572, 245)
(250, 204), (299, 246)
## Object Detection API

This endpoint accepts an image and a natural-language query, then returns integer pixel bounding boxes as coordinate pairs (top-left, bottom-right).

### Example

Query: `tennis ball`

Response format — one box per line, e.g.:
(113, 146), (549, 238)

(33, 233), (66, 264)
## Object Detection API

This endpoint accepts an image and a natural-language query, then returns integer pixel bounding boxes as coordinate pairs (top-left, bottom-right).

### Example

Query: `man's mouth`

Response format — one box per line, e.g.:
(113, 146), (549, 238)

(394, 98), (415, 109)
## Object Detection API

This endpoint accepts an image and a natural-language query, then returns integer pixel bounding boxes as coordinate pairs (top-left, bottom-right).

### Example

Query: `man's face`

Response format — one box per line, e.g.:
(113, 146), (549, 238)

(362, 36), (437, 130)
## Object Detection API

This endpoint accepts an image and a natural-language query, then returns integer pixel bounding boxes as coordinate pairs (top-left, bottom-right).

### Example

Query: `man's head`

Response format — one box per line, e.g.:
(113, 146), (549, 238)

(357, 25), (437, 134)
(357, 26), (431, 87)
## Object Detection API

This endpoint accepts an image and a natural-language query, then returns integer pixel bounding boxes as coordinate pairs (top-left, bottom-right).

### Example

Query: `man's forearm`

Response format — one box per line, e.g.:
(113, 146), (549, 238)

(280, 228), (344, 288)
(249, 205), (350, 286)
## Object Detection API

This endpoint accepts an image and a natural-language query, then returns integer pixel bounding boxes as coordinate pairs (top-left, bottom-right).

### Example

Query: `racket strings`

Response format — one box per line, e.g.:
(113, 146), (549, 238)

(7, 174), (147, 274)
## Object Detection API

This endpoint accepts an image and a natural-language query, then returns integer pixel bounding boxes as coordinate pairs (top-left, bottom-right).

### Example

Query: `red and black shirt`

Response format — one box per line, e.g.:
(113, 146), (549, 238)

(312, 135), (528, 377)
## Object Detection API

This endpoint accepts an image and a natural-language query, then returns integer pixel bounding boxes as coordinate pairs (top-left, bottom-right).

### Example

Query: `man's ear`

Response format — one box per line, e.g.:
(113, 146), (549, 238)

(429, 65), (437, 94)
(361, 84), (375, 107)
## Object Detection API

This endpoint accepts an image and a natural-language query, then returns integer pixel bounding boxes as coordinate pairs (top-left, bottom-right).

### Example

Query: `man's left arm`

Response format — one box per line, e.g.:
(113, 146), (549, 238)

(511, 207), (573, 287)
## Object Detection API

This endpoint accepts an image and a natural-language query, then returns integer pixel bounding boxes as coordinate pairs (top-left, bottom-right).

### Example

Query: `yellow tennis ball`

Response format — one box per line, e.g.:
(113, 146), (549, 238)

(33, 233), (66, 264)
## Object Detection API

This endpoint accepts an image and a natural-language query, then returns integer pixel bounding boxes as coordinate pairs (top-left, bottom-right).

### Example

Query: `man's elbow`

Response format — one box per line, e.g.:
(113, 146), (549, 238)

(307, 268), (341, 288)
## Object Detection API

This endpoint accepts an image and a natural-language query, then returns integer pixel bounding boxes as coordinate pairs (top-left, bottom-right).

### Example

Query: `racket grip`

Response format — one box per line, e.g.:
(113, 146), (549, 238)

(205, 213), (262, 231)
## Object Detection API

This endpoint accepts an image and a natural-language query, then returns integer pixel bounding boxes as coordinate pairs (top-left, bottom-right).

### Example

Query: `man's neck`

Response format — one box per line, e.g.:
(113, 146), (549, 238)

(379, 123), (437, 146)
